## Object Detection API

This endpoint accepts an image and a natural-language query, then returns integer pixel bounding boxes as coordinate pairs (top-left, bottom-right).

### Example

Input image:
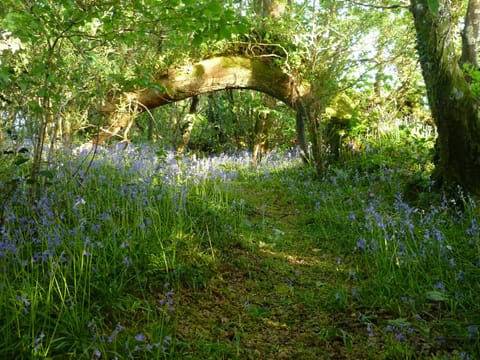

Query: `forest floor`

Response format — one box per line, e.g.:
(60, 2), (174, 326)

(3, 143), (478, 359)
(173, 176), (376, 359)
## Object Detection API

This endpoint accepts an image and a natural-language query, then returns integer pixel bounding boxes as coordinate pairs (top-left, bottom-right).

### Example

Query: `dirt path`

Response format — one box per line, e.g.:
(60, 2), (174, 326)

(174, 184), (369, 359)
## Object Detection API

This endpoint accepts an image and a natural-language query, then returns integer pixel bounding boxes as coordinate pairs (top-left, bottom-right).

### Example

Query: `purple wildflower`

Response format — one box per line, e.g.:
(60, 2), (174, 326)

(355, 238), (367, 251)
(352, 288), (359, 300)
(18, 294), (30, 314)
(34, 332), (45, 350)
(159, 289), (175, 312)
(108, 322), (123, 343)
(437, 335), (444, 345)
(468, 325), (478, 339)
(135, 333), (146, 342)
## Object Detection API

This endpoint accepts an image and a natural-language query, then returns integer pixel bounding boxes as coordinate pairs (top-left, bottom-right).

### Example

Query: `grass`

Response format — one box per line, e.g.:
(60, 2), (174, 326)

(1, 120), (479, 359)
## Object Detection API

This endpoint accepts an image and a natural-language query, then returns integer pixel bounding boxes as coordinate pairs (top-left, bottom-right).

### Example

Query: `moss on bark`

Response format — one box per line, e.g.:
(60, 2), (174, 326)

(96, 56), (311, 162)
(411, 0), (480, 193)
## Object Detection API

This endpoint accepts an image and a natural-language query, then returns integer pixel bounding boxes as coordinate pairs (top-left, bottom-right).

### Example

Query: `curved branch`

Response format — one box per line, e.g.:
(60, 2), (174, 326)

(96, 55), (309, 145)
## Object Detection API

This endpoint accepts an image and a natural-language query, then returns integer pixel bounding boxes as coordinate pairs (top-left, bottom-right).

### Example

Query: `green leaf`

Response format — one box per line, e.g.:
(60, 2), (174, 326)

(427, 0), (439, 15)
(0, 66), (11, 85)
(205, 0), (222, 15)
(14, 156), (29, 166)
(192, 33), (203, 47)
(37, 88), (46, 97)
(425, 290), (447, 302)
(218, 22), (231, 40)
(387, 318), (411, 327)
(18, 80), (29, 92)
(39, 170), (55, 179)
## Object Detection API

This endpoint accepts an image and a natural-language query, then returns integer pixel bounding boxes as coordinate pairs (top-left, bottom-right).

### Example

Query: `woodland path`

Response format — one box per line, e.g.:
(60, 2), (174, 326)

(174, 176), (372, 359)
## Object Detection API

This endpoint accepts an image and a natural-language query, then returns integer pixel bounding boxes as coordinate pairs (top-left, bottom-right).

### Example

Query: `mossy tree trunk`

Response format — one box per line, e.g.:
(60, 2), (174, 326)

(97, 55), (310, 160)
(410, 0), (480, 193)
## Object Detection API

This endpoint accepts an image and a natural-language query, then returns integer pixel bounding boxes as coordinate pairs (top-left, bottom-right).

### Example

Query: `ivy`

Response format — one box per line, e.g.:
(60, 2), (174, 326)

(463, 64), (480, 99)
(427, 0), (439, 16)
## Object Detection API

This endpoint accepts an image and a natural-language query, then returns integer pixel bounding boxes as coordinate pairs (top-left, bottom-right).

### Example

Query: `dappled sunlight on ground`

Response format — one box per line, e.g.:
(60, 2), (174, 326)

(173, 178), (370, 359)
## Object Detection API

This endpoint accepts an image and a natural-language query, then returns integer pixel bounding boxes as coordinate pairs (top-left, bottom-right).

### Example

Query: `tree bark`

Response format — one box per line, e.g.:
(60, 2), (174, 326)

(461, 0), (480, 67)
(410, 0), (480, 193)
(176, 95), (199, 156)
(96, 55), (309, 158)
(255, 0), (287, 18)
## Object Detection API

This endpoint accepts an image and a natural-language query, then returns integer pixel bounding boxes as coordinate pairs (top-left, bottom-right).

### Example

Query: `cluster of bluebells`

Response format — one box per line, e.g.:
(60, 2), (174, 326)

(89, 329), (172, 358)
(129, 333), (172, 355)
(1, 143), (305, 357)
(385, 323), (415, 342)
(2, 145), (280, 269)
(159, 284), (175, 313)
(298, 161), (480, 354)
(88, 319), (174, 358)
(34, 332), (45, 351)
(352, 191), (480, 272)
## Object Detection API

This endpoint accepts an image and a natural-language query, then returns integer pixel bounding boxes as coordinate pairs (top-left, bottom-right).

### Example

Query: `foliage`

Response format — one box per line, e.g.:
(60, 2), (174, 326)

(463, 64), (480, 99)
(1, 0), (427, 166)
(0, 144), (245, 358)
(2, 1), (480, 358)
(1, 118), (479, 358)
(0, 146), (30, 225)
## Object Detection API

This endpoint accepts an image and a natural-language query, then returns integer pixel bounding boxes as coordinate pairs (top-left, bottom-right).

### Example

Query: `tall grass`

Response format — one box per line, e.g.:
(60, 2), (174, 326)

(1, 118), (479, 359)
(279, 119), (480, 358)
(0, 144), (253, 359)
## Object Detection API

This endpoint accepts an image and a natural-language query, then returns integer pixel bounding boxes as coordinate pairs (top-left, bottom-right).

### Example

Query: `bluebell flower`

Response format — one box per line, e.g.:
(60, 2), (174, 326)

(135, 333), (146, 342)
(437, 335), (444, 345)
(352, 288), (359, 300)
(355, 238), (367, 251)
(456, 270), (464, 281)
(34, 332), (45, 350)
(468, 325), (478, 339)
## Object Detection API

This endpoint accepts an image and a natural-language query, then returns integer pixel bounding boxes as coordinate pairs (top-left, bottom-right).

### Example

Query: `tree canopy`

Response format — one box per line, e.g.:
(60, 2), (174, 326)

(0, 0), (447, 188)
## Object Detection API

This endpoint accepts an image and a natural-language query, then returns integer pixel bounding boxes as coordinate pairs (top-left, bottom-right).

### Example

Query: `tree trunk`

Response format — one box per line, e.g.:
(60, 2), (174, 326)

(410, 0), (480, 193)
(255, 0), (287, 19)
(461, 0), (480, 67)
(252, 107), (269, 163)
(176, 96), (199, 156)
(97, 55), (309, 158)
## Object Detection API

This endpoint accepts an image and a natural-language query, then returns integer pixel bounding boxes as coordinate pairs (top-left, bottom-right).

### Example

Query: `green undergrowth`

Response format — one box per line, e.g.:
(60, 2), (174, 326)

(1, 121), (479, 359)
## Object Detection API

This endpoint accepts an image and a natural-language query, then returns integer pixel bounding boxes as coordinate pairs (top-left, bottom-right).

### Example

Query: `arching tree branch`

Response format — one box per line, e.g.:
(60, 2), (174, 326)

(96, 56), (309, 153)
